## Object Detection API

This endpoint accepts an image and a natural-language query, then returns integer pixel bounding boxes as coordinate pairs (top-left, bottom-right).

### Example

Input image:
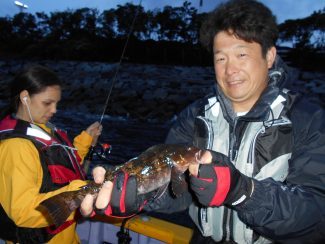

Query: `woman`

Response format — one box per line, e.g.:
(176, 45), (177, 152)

(0, 65), (102, 243)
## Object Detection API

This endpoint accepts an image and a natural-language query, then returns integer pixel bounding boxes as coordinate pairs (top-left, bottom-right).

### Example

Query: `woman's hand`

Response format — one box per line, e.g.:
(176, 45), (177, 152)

(86, 121), (103, 146)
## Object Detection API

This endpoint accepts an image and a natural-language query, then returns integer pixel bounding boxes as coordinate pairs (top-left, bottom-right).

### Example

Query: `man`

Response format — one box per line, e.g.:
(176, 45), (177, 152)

(81, 0), (325, 243)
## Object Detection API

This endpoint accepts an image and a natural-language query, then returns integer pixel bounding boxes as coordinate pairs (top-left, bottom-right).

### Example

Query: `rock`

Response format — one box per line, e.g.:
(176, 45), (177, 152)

(0, 59), (324, 121)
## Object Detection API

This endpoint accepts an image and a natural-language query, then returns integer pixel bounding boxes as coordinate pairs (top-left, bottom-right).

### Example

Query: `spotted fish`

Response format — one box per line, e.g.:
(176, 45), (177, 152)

(39, 144), (203, 227)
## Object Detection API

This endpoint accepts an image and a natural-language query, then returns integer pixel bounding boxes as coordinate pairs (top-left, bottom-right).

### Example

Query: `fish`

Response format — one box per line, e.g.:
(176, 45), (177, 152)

(39, 144), (203, 227)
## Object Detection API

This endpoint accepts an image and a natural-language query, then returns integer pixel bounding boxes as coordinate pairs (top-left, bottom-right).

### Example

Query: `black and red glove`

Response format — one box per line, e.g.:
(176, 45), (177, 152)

(100, 170), (150, 217)
(190, 151), (253, 207)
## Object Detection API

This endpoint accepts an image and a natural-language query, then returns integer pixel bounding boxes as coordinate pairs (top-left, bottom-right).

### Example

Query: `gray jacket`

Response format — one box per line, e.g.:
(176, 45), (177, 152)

(148, 57), (325, 243)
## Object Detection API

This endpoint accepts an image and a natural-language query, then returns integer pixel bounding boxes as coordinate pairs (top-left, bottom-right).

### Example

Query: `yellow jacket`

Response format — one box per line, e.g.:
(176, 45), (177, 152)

(0, 124), (93, 244)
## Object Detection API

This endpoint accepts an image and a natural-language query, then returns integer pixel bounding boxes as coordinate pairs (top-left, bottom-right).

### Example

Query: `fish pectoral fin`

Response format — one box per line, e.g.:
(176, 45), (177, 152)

(171, 167), (188, 197)
(39, 191), (81, 227)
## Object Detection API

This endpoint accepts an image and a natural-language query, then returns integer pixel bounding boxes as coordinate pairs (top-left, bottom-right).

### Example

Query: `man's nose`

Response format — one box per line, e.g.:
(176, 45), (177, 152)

(225, 58), (239, 75)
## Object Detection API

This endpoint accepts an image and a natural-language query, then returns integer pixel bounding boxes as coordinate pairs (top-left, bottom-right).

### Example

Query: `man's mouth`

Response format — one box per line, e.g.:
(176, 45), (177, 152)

(227, 79), (244, 86)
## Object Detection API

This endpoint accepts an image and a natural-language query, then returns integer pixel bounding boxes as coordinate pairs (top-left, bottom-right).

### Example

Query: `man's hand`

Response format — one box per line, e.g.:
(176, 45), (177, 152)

(188, 149), (213, 176)
(190, 151), (253, 207)
(80, 166), (111, 217)
(80, 166), (147, 217)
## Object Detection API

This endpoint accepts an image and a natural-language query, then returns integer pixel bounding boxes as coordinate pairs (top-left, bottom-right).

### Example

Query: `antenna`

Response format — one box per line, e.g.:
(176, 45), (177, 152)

(14, 1), (28, 12)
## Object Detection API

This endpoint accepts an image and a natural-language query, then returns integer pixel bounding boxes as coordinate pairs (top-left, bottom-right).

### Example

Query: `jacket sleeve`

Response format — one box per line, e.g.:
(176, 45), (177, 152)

(144, 190), (193, 213)
(165, 99), (201, 145)
(0, 138), (87, 228)
(235, 100), (325, 242)
(73, 131), (93, 161)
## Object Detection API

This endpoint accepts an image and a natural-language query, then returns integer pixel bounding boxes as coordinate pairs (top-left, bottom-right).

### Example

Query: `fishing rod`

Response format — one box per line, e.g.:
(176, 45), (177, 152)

(83, 0), (143, 173)
(98, 0), (203, 125)
(99, 0), (143, 124)
(98, 0), (203, 124)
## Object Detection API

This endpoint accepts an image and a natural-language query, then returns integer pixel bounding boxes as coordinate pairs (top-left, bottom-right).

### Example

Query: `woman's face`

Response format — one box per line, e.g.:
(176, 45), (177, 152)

(21, 85), (61, 124)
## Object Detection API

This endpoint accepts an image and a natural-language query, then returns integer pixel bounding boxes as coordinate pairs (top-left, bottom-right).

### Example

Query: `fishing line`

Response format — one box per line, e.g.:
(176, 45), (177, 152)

(99, 0), (143, 124)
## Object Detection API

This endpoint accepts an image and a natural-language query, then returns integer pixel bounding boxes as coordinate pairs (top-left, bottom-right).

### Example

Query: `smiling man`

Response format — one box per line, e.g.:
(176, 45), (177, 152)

(164, 0), (325, 242)
(213, 31), (276, 112)
(80, 0), (325, 243)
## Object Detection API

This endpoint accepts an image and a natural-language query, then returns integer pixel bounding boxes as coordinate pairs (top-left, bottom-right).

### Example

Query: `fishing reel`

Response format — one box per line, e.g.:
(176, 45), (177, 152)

(86, 142), (112, 161)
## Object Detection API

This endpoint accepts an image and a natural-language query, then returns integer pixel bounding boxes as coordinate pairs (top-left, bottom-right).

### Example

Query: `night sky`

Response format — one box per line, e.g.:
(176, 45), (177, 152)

(0, 0), (324, 24)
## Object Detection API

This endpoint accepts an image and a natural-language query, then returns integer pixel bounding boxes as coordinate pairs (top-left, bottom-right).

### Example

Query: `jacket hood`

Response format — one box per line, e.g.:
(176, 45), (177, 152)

(268, 55), (294, 89)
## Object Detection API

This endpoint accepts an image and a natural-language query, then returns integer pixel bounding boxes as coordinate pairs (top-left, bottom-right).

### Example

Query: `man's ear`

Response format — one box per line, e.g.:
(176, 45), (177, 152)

(266, 46), (277, 68)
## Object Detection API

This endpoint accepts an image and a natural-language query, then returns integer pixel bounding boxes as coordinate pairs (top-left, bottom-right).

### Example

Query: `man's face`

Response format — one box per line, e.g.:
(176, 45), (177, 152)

(213, 31), (276, 112)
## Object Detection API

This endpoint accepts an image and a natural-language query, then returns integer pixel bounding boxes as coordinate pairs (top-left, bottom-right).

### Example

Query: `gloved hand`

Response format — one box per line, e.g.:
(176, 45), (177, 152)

(95, 170), (155, 217)
(103, 170), (147, 217)
(80, 167), (156, 218)
(190, 151), (253, 207)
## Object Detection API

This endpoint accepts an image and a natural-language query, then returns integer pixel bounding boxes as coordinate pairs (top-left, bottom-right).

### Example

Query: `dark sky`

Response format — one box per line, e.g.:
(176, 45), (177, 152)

(1, 0), (324, 24)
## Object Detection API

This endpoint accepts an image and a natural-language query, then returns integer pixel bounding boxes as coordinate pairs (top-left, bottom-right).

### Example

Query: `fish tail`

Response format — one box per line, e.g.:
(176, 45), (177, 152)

(40, 191), (81, 227)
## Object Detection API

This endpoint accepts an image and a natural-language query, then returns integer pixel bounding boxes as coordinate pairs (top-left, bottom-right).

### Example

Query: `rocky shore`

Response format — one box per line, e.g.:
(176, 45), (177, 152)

(0, 59), (324, 121)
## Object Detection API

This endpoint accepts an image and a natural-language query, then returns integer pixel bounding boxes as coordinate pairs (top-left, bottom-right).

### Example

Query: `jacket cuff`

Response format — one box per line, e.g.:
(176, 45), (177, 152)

(232, 179), (265, 211)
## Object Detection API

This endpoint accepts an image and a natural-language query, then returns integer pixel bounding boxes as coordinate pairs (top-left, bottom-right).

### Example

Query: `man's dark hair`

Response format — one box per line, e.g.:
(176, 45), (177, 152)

(200, 0), (278, 57)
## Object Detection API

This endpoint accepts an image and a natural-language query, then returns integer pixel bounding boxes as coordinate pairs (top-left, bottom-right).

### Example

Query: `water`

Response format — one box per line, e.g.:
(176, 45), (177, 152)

(52, 109), (171, 171)
(52, 110), (193, 228)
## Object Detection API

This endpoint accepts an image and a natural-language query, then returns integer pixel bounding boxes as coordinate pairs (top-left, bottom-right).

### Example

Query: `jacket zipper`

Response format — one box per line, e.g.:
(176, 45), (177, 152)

(225, 117), (240, 241)
(229, 117), (239, 163)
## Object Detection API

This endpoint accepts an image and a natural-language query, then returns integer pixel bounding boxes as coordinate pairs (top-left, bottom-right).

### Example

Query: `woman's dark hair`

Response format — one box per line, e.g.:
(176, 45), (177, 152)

(200, 0), (278, 57)
(1, 65), (62, 119)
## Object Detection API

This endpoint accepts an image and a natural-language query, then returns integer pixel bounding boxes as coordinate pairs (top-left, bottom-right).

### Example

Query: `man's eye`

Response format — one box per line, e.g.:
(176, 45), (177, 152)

(215, 57), (225, 62)
(239, 53), (247, 57)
